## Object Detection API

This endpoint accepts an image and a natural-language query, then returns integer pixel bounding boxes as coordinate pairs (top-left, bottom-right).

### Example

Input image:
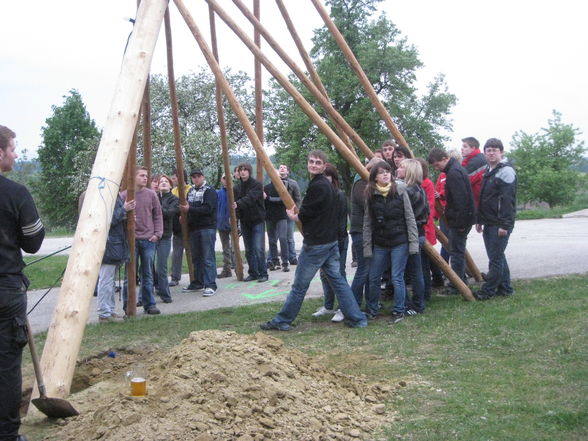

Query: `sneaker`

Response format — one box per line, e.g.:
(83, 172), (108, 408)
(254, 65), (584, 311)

(98, 315), (124, 323)
(268, 262), (277, 271)
(244, 275), (257, 282)
(312, 306), (335, 317)
(344, 319), (368, 328)
(389, 312), (404, 324)
(182, 284), (204, 292)
(217, 270), (231, 278)
(331, 309), (344, 323)
(365, 312), (378, 320)
(289, 258), (298, 265)
(405, 309), (418, 316)
(282, 263), (290, 272)
(257, 276), (269, 283)
(474, 290), (493, 301)
(146, 307), (161, 315)
(259, 321), (290, 331)
(162, 298), (173, 303)
(351, 260), (358, 268)
(168, 279), (179, 287)
(203, 288), (216, 297)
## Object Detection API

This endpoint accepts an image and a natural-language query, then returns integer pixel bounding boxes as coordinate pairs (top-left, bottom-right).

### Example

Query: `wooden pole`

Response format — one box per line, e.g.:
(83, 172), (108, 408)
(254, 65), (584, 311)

(254, 0), (264, 183)
(174, 0), (300, 222)
(226, 0), (373, 160)
(142, 79), (152, 183)
(309, 0), (411, 155)
(37, 0), (168, 399)
(204, 0), (368, 180)
(274, 0), (357, 158)
(423, 242), (475, 301)
(125, 129), (138, 318)
(209, 4), (244, 280)
(163, 6), (195, 284)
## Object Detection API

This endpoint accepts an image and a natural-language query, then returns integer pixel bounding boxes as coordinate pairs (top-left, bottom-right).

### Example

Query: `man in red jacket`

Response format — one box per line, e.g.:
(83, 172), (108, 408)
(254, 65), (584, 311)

(461, 137), (487, 207)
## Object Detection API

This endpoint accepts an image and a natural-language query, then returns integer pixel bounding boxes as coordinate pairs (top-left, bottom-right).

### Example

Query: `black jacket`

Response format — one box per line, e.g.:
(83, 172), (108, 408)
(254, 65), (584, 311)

(404, 183), (430, 236)
(264, 181), (287, 221)
(298, 174), (337, 245)
(103, 195), (129, 265)
(349, 179), (367, 234)
(159, 192), (180, 240)
(186, 183), (217, 231)
(234, 177), (265, 225)
(443, 157), (476, 229)
(335, 189), (349, 239)
(477, 162), (517, 230)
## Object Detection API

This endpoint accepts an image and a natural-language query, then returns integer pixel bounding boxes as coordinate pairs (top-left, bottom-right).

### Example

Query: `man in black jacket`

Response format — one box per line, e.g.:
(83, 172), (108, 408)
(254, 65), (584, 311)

(428, 148), (476, 292)
(474, 138), (517, 300)
(260, 150), (367, 331)
(0, 125), (44, 441)
(233, 162), (268, 282)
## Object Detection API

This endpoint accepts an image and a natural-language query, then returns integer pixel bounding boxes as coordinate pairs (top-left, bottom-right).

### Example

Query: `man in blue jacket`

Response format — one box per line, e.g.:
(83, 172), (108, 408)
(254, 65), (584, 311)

(475, 138), (517, 300)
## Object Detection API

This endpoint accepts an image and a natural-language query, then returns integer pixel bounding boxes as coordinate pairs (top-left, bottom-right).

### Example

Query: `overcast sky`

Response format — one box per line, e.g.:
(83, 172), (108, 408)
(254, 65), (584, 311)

(1, 0), (586, 159)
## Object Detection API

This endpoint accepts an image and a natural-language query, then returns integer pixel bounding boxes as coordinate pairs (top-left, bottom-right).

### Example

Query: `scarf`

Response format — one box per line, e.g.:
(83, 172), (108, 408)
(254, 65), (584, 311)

(376, 183), (391, 198)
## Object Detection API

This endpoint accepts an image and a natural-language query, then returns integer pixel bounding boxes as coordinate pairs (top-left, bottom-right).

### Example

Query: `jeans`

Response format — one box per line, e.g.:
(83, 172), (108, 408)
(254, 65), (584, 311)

(405, 236), (425, 312)
(218, 230), (234, 273)
(350, 232), (370, 307)
(421, 249), (432, 300)
(189, 229), (217, 290)
(266, 219), (289, 265)
(0, 289), (27, 440)
(439, 219), (450, 262)
(171, 233), (184, 282)
(123, 239), (157, 311)
(156, 238), (172, 301)
(447, 225), (472, 289)
(270, 241), (367, 327)
(287, 218), (297, 262)
(368, 244), (409, 315)
(241, 221), (267, 279)
(97, 264), (118, 318)
(479, 225), (514, 296)
(320, 235), (349, 310)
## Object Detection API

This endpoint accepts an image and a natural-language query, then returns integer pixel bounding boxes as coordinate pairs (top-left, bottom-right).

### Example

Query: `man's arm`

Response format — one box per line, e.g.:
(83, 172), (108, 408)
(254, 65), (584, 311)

(151, 192), (163, 240)
(497, 166), (517, 231)
(18, 187), (45, 253)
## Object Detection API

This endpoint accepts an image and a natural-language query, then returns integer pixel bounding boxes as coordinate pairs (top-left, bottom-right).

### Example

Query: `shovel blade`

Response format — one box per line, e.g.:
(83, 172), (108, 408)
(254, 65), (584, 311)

(32, 396), (79, 418)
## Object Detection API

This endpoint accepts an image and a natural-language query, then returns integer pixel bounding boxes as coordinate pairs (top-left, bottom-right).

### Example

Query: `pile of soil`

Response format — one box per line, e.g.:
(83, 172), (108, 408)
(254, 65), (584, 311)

(54, 330), (396, 440)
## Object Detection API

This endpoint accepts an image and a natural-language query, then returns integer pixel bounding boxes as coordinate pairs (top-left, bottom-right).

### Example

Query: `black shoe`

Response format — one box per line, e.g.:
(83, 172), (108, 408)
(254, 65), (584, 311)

(146, 307), (161, 315)
(474, 290), (493, 301)
(289, 258), (298, 265)
(282, 263), (290, 272)
(257, 276), (269, 283)
(497, 290), (514, 297)
(182, 284), (204, 292)
(389, 312), (404, 324)
(162, 298), (173, 304)
(432, 277), (445, 287)
(136, 301), (143, 307)
(217, 270), (232, 278)
(169, 279), (179, 287)
(259, 321), (290, 331)
(244, 275), (257, 282)
(268, 262), (277, 271)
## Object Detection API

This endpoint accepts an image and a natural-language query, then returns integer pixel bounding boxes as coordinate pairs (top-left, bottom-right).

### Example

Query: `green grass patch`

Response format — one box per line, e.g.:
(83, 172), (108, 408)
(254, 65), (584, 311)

(24, 274), (588, 441)
(517, 192), (588, 220)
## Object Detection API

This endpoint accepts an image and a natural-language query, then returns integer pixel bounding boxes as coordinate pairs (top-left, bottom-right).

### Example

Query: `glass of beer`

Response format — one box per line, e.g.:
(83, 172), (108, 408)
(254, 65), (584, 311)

(125, 363), (147, 396)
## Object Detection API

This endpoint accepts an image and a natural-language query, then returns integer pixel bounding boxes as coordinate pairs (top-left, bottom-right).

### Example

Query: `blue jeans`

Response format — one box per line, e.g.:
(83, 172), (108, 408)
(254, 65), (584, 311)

(266, 218), (289, 265)
(448, 225), (472, 289)
(270, 241), (367, 328)
(241, 221), (267, 278)
(320, 235), (349, 310)
(368, 244), (409, 315)
(350, 232), (370, 307)
(405, 236), (425, 312)
(156, 238), (172, 300)
(439, 219), (450, 262)
(190, 229), (217, 290)
(287, 218), (297, 262)
(122, 239), (157, 310)
(479, 225), (513, 296)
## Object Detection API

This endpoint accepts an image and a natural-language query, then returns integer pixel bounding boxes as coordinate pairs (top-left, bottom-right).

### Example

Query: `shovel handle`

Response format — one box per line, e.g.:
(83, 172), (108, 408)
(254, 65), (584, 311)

(25, 317), (47, 398)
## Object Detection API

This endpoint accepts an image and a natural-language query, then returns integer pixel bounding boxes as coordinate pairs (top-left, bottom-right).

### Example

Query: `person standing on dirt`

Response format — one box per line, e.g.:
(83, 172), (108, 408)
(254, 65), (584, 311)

(260, 150), (367, 331)
(0, 125), (44, 441)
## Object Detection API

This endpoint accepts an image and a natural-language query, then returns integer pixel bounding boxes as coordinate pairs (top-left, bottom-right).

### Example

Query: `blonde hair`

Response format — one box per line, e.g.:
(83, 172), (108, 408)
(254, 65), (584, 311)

(401, 159), (423, 186)
(447, 148), (462, 163)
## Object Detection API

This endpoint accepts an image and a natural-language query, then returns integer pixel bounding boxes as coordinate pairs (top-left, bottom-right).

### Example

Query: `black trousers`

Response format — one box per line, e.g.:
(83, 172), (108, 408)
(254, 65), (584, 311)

(0, 289), (27, 440)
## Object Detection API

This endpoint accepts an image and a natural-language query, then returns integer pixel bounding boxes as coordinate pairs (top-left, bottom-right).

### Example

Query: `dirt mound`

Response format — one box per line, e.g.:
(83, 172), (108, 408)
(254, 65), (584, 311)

(55, 330), (395, 440)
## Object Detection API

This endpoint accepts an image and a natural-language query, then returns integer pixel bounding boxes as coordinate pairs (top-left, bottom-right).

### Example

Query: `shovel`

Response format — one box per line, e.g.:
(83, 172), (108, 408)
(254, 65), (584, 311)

(26, 318), (79, 418)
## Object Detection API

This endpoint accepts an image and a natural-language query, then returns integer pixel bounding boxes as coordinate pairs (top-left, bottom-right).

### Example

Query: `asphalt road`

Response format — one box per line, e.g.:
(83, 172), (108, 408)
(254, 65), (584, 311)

(25, 214), (588, 333)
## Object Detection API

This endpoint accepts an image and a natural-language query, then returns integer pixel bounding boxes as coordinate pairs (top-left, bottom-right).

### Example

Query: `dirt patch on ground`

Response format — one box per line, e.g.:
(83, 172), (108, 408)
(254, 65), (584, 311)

(47, 330), (398, 440)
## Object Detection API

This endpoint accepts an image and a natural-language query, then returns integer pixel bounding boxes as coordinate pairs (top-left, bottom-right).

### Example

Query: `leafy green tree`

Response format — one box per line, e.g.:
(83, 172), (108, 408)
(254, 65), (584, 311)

(34, 90), (100, 229)
(509, 110), (585, 207)
(264, 0), (457, 191)
(139, 68), (255, 186)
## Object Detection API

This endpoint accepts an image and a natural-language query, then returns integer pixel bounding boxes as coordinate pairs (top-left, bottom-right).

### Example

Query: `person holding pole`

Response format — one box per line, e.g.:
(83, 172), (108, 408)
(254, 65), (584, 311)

(260, 150), (367, 331)
(170, 168), (191, 286)
(0, 125), (44, 441)
(277, 164), (301, 265)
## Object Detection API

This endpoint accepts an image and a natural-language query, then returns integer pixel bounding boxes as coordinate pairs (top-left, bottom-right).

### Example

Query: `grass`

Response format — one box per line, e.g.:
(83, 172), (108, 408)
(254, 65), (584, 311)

(23, 274), (588, 441)
(517, 192), (588, 220)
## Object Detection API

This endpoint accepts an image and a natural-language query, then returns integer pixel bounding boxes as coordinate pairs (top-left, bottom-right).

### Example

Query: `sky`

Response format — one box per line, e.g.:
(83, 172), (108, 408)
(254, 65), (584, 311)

(1, 0), (586, 159)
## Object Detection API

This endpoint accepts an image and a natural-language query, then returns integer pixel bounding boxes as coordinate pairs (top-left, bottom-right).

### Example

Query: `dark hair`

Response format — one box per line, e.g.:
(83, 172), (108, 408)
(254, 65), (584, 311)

(416, 158), (430, 180)
(382, 139), (398, 148)
(393, 145), (413, 159)
(159, 174), (173, 187)
(365, 161), (397, 205)
(461, 137), (480, 149)
(0, 125), (16, 151)
(308, 149), (328, 164)
(237, 162), (253, 174)
(484, 138), (504, 152)
(172, 167), (188, 183)
(427, 148), (448, 164)
(324, 163), (340, 189)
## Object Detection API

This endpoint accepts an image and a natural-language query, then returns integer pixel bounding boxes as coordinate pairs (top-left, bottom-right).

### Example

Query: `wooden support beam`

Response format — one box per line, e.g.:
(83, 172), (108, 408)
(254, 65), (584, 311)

(37, 0), (168, 398)
(125, 130), (138, 318)
(254, 0), (264, 183)
(423, 242), (475, 301)
(208, 4), (244, 280)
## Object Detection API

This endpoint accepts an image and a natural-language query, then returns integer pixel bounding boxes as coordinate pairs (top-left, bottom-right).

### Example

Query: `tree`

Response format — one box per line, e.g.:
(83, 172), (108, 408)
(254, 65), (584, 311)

(139, 68), (255, 186)
(264, 0), (457, 192)
(34, 90), (100, 229)
(509, 110), (585, 207)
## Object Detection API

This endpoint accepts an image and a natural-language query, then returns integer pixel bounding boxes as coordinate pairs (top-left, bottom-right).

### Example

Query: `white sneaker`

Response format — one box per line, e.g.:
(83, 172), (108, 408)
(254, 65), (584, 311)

(202, 288), (216, 297)
(312, 306), (335, 317)
(331, 309), (345, 323)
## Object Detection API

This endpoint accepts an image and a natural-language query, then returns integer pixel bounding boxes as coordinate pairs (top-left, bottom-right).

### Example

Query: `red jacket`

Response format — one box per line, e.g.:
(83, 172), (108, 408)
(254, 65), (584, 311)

(462, 148), (487, 207)
(432, 172), (447, 220)
(422, 177), (437, 245)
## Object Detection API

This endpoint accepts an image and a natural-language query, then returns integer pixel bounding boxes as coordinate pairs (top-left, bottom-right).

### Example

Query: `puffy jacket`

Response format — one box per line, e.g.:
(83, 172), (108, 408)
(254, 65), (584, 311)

(462, 148), (487, 207)
(477, 162), (517, 230)
(443, 158), (476, 229)
(103, 195), (129, 265)
(159, 191), (179, 240)
(234, 177), (265, 225)
(403, 182), (430, 237)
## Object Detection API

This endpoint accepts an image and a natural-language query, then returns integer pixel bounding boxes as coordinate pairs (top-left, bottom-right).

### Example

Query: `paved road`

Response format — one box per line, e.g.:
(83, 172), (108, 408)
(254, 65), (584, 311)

(25, 215), (588, 333)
